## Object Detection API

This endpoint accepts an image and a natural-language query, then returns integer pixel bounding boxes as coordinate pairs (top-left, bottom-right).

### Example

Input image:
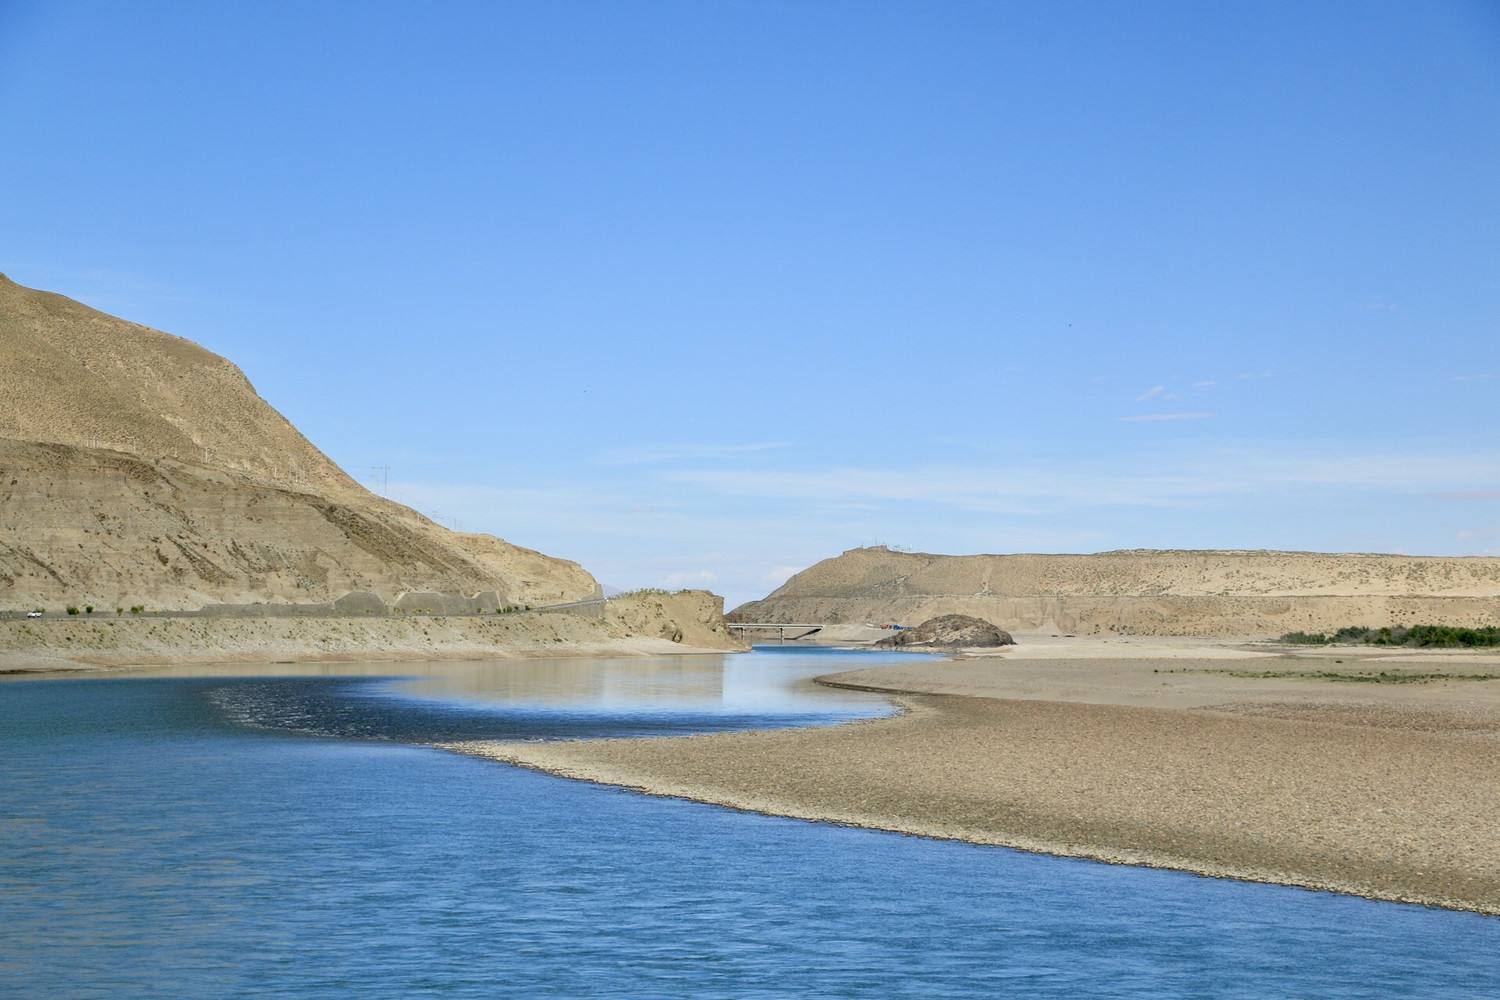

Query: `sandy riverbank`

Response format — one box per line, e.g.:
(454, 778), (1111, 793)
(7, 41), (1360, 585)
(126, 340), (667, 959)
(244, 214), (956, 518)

(0, 591), (745, 673)
(446, 640), (1500, 914)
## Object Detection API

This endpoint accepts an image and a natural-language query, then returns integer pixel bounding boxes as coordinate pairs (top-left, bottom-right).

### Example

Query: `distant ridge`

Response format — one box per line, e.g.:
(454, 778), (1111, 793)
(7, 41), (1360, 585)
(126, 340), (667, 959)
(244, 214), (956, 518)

(731, 546), (1500, 637)
(0, 273), (597, 610)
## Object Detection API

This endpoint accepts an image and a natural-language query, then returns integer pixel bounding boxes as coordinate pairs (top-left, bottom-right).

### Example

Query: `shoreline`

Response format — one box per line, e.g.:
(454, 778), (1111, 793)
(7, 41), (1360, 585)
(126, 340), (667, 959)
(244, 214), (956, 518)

(454, 708), (1496, 916)
(444, 644), (1500, 916)
(0, 639), (739, 676)
(0, 591), (747, 675)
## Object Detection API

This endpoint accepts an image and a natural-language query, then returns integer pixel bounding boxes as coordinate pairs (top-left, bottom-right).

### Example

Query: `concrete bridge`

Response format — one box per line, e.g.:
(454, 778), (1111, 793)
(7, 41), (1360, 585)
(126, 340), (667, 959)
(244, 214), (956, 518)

(726, 622), (824, 641)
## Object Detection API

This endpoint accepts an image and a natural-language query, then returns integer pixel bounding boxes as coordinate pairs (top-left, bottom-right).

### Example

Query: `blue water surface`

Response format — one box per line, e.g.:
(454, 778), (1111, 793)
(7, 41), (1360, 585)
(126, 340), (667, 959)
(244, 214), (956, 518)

(1, 648), (1496, 998)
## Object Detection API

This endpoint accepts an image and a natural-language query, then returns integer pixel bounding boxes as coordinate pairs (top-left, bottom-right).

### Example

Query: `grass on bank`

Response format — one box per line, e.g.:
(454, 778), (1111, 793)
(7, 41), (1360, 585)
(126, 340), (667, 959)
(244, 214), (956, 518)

(1279, 625), (1500, 648)
(1228, 668), (1500, 684)
(1155, 665), (1500, 684)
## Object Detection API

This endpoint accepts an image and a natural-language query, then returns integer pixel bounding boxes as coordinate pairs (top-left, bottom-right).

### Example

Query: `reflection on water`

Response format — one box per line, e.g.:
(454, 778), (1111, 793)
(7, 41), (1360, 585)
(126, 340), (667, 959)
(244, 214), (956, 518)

(387, 646), (897, 714)
(393, 655), (737, 707)
(28, 646), (905, 743)
(3, 647), (1498, 998)
(100, 647), (898, 743)
(38, 645), (905, 716)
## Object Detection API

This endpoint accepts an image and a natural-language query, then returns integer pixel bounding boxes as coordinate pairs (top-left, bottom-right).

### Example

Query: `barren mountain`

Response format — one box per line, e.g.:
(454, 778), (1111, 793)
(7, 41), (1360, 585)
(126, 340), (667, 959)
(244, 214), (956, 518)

(732, 547), (1500, 637)
(0, 273), (597, 610)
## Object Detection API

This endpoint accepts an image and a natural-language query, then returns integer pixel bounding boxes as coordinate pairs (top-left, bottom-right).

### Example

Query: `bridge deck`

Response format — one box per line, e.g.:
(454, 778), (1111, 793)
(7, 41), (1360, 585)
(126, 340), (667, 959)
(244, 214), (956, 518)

(726, 622), (825, 640)
(726, 623), (824, 628)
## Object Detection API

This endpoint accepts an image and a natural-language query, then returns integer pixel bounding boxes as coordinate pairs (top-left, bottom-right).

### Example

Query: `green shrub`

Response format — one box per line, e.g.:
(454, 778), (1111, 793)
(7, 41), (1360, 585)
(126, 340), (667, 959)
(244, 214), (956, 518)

(66, 606), (79, 615)
(85, 605), (94, 614)
(1284, 624), (1500, 648)
(130, 605), (144, 615)
(1404, 625), (1500, 647)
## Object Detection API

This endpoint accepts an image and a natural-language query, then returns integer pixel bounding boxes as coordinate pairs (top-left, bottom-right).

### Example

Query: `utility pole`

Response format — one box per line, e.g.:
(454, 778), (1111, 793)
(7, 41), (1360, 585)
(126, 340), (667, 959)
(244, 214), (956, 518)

(370, 465), (390, 495)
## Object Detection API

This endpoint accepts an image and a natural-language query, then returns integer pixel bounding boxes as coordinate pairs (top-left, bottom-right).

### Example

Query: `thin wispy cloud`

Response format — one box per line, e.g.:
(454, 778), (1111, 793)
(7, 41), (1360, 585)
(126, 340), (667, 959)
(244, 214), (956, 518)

(761, 565), (806, 586)
(393, 449), (1500, 540)
(1135, 385), (1166, 402)
(1436, 491), (1500, 501)
(387, 444), (1500, 606)
(597, 441), (791, 466)
(1118, 411), (1214, 423)
(666, 448), (1500, 511)
(1192, 380), (1217, 389)
(664, 466), (1225, 512)
(663, 569), (717, 586)
(1448, 374), (1495, 383)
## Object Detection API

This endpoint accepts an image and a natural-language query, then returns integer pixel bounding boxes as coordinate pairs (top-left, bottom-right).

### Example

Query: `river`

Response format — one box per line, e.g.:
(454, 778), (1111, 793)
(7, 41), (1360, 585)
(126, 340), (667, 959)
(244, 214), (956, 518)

(2, 647), (1495, 997)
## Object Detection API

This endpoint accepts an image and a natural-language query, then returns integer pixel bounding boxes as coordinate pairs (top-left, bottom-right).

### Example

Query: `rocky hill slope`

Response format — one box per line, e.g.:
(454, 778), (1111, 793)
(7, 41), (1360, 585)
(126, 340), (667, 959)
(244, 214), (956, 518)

(732, 547), (1500, 637)
(0, 273), (596, 611)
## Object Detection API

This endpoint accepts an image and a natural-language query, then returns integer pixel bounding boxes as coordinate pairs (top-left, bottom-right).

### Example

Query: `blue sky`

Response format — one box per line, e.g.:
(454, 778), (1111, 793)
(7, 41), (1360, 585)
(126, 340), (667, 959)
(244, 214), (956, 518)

(2, 0), (1498, 606)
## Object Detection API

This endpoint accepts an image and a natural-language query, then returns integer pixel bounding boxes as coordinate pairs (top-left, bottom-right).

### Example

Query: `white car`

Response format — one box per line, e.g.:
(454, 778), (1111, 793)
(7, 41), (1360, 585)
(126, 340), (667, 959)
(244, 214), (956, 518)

(25, 610), (43, 618)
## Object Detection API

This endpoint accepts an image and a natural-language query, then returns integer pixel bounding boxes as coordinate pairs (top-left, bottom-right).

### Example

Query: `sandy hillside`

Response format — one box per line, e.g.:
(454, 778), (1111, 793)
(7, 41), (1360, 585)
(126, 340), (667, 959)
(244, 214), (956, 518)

(732, 546), (1500, 637)
(0, 273), (596, 610)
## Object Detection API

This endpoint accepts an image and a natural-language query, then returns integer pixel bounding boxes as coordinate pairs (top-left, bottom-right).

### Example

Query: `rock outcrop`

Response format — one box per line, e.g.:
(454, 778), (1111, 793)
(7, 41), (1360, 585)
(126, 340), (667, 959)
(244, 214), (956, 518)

(733, 546), (1500, 638)
(874, 614), (1014, 649)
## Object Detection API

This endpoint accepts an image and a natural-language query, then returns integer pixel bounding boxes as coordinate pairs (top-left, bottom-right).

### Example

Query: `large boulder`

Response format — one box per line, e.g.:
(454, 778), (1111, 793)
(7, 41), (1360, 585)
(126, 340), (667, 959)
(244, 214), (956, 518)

(875, 614), (1015, 649)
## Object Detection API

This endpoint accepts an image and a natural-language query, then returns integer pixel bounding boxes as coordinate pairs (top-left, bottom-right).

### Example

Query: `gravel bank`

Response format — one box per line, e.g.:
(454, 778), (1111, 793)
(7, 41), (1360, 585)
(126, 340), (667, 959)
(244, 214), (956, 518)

(446, 653), (1500, 914)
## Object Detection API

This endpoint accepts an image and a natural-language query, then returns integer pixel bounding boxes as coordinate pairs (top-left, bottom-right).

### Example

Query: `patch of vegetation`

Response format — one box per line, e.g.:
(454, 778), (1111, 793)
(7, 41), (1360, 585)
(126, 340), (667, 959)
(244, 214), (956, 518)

(66, 606), (79, 615)
(84, 605), (94, 614)
(614, 588), (690, 599)
(1402, 625), (1500, 647)
(1278, 625), (1500, 648)
(129, 605), (144, 615)
(1280, 631), (1328, 644)
(1224, 668), (1500, 685)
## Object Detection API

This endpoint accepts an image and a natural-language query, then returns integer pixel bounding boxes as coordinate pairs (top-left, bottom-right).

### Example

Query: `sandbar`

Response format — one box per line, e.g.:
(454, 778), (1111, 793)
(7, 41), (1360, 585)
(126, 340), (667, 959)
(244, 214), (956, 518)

(446, 640), (1500, 914)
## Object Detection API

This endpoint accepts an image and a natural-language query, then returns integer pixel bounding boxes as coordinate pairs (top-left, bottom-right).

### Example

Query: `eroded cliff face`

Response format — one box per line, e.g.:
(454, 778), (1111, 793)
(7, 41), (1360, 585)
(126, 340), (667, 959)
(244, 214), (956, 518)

(732, 547), (1500, 637)
(0, 274), (596, 610)
(604, 590), (741, 649)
